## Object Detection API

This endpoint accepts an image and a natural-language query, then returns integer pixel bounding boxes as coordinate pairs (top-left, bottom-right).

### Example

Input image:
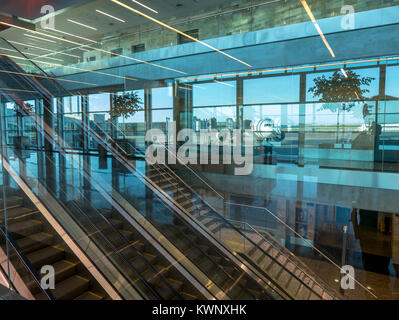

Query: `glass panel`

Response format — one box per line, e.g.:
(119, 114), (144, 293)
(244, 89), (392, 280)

(193, 106), (236, 131)
(244, 75), (300, 104)
(152, 87), (173, 109)
(88, 93), (111, 112)
(193, 81), (236, 107)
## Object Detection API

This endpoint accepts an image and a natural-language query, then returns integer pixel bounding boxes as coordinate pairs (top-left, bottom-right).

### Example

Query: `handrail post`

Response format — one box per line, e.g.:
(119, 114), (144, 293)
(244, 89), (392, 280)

(340, 225), (348, 296)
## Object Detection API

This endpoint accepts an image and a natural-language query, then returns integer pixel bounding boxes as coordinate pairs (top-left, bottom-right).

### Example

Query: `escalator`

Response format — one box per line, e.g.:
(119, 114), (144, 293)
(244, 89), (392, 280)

(0, 37), (318, 300)
(0, 188), (107, 300)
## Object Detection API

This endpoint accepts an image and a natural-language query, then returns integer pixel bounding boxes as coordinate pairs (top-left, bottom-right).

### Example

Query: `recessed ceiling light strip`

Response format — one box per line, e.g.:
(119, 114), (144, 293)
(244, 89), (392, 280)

(67, 19), (98, 31)
(300, 0), (335, 58)
(111, 0), (252, 67)
(96, 9), (126, 22)
(131, 0), (158, 14)
(0, 21), (186, 75)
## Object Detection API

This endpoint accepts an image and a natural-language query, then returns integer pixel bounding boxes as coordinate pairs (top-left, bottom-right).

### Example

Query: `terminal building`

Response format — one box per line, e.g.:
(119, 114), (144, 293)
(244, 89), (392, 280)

(0, 0), (398, 300)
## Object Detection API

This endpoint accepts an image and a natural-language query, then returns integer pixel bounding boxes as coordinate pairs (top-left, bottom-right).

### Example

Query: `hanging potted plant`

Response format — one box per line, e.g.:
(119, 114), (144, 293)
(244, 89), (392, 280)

(110, 91), (144, 157)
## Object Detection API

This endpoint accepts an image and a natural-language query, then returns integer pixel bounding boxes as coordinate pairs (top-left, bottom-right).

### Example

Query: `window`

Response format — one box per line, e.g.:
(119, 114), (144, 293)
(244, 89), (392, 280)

(132, 44), (145, 53)
(193, 81), (236, 107)
(193, 106), (236, 131)
(178, 29), (199, 44)
(244, 75), (300, 105)
(152, 87), (173, 109)
(110, 48), (123, 57)
(87, 56), (96, 62)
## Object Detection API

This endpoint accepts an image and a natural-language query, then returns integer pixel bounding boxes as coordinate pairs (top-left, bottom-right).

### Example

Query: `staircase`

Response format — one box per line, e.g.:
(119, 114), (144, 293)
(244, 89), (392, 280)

(0, 192), (107, 300)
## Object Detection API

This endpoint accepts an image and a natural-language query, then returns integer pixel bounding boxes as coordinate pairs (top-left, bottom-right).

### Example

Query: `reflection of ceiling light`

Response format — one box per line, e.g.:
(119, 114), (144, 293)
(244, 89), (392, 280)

(131, 0), (158, 14)
(112, 0), (251, 67)
(9, 41), (80, 59)
(44, 28), (97, 44)
(0, 20), (186, 75)
(67, 19), (97, 31)
(25, 33), (56, 43)
(214, 80), (234, 87)
(341, 68), (348, 78)
(300, 0), (335, 58)
(96, 9), (126, 22)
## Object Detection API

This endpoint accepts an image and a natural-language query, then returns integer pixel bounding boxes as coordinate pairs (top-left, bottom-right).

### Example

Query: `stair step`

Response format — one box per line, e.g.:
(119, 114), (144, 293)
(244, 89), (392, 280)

(109, 219), (123, 229)
(74, 291), (104, 300)
(0, 207), (36, 221)
(51, 275), (90, 300)
(26, 246), (65, 268)
(119, 230), (134, 241)
(53, 260), (78, 283)
(8, 219), (43, 239)
(180, 291), (198, 300)
(16, 232), (54, 254)
(0, 196), (24, 208)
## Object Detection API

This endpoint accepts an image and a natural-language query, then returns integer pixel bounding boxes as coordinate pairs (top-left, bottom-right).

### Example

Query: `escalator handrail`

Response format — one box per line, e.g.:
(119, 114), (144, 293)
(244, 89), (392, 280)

(12, 150), (181, 300)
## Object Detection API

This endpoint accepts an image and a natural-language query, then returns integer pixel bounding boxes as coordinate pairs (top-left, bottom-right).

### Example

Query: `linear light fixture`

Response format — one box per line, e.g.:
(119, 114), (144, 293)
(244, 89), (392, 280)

(131, 0), (158, 14)
(300, 0), (335, 58)
(9, 41), (81, 59)
(111, 0), (252, 67)
(96, 9), (126, 22)
(67, 19), (98, 31)
(0, 20), (186, 74)
(25, 33), (56, 43)
(340, 68), (348, 78)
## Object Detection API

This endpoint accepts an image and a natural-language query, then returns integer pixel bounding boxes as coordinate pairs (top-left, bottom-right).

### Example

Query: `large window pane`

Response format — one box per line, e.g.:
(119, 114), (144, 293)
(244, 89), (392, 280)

(193, 81), (236, 107)
(88, 93), (110, 112)
(193, 106), (236, 131)
(244, 75), (300, 104)
(152, 87), (173, 109)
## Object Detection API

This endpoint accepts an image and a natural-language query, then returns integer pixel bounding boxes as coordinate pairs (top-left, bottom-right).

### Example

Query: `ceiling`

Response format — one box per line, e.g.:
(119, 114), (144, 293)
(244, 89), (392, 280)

(1, 0), (88, 20)
(0, 0), (235, 75)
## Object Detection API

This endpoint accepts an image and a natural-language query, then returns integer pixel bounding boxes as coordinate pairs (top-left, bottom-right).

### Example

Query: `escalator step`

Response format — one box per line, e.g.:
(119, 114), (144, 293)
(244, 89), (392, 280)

(74, 291), (104, 300)
(180, 291), (198, 300)
(16, 232), (54, 254)
(50, 275), (90, 300)
(131, 240), (145, 252)
(53, 260), (78, 283)
(119, 230), (134, 241)
(0, 195), (24, 207)
(109, 219), (123, 229)
(166, 277), (183, 292)
(0, 207), (36, 221)
(129, 252), (157, 273)
(8, 219), (43, 239)
(26, 246), (65, 268)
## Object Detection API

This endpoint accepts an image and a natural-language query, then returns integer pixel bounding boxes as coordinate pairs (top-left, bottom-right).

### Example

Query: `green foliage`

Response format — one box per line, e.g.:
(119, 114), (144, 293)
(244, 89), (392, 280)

(308, 70), (375, 112)
(111, 91), (143, 119)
